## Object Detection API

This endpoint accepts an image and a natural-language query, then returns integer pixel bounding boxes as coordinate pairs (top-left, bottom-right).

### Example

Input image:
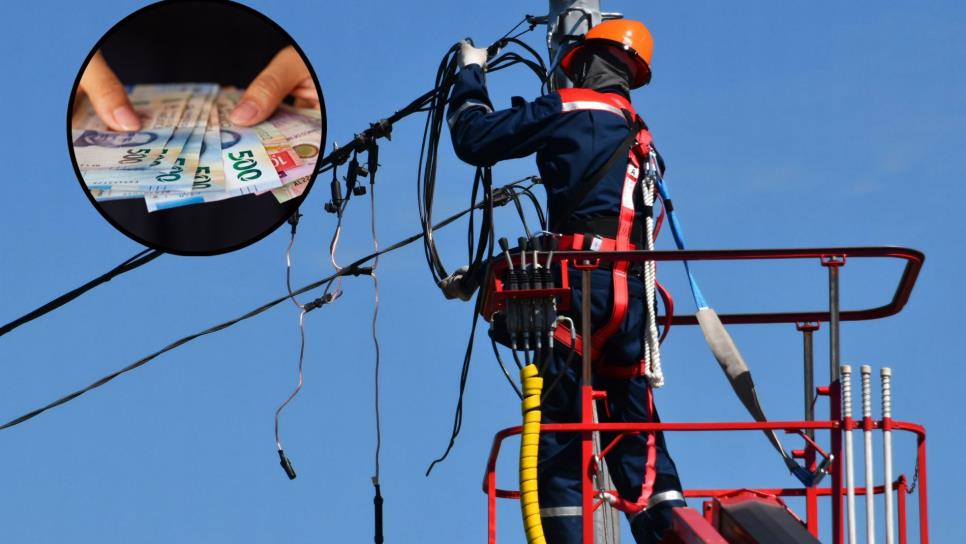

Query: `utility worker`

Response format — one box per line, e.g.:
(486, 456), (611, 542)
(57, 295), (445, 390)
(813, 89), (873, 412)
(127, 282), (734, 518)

(447, 20), (685, 543)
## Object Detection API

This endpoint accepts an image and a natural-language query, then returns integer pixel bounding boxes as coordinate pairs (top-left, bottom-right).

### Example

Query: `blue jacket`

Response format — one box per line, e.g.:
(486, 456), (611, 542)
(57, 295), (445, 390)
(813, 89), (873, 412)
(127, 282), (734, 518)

(447, 65), (659, 233)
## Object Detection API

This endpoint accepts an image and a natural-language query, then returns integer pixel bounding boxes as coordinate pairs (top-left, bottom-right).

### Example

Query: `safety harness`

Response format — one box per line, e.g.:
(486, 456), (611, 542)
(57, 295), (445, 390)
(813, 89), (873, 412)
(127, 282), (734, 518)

(548, 90), (823, 499)
(549, 88), (671, 517)
(550, 88), (664, 387)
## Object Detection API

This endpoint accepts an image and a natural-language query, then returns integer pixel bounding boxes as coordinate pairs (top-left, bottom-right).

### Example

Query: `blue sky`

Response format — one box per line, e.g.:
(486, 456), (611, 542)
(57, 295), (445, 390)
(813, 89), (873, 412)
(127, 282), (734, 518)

(0, 1), (963, 542)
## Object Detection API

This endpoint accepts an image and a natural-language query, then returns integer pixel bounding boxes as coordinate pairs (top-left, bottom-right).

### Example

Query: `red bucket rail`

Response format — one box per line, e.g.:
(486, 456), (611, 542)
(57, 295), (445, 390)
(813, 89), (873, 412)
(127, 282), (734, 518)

(479, 246), (927, 544)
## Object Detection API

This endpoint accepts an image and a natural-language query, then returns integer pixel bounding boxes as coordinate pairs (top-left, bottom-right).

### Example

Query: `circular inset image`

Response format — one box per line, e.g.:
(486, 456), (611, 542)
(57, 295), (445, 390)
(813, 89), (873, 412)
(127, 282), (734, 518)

(68, 0), (325, 256)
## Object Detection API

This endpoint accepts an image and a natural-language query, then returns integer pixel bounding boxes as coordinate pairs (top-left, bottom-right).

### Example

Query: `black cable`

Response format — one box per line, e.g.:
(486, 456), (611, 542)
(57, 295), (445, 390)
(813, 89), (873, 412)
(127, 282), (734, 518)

(425, 279), (485, 477)
(417, 43), (462, 284)
(507, 188), (533, 239)
(417, 31), (548, 289)
(513, 186), (547, 231)
(510, 348), (524, 370)
(425, 169), (498, 476)
(490, 337), (522, 399)
(0, 249), (162, 338)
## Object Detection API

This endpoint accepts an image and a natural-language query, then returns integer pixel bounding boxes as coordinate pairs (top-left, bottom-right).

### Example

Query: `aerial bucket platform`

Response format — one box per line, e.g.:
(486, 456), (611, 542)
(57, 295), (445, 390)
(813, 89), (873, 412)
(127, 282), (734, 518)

(480, 246), (928, 544)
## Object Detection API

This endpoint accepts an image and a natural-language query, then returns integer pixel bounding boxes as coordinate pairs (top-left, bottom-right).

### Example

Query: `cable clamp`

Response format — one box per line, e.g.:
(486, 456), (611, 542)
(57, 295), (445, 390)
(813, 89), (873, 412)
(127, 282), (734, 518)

(491, 186), (513, 207)
(368, 119), (393, 141)
(304, 292), (339, 312)
(347, 266), (374, 277)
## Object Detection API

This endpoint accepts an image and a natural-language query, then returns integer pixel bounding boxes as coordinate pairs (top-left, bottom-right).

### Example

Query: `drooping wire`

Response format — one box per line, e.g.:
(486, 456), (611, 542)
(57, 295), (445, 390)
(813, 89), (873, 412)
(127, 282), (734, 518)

(424, 282), (485, 477)
(368, 156), (383, 486)
(0, 248), (162, 338)
(274, 210), (330, 479)
(419, 29), (550, 473)
(425, 168), (498, 476)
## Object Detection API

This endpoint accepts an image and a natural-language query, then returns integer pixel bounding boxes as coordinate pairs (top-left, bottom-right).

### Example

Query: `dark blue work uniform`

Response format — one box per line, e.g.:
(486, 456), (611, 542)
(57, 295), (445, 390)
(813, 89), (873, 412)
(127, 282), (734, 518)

(448, 65), (685, 543)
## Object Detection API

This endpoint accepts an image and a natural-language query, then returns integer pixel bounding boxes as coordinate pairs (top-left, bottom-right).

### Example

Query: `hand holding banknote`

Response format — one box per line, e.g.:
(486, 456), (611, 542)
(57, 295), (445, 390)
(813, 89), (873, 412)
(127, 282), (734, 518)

(229, 45), (319, 126)
(76, 51), (142, 132)
(77, 45), (316, 131)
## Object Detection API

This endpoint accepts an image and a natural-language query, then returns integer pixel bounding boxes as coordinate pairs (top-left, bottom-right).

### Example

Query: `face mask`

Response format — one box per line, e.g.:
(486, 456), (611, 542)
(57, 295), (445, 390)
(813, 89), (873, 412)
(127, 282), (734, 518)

(571, 45), (633, 96)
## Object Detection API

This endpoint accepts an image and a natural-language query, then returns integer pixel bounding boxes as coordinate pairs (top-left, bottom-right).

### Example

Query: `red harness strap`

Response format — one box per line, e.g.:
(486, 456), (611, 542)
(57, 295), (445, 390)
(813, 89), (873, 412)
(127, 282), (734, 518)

(554, 89), (653, 378)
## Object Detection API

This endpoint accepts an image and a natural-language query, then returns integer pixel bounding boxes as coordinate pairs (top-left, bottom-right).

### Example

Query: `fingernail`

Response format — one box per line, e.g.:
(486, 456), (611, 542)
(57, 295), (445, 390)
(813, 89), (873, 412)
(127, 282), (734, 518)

(113, 105), (141, 131)
(230, 100), (259, 125)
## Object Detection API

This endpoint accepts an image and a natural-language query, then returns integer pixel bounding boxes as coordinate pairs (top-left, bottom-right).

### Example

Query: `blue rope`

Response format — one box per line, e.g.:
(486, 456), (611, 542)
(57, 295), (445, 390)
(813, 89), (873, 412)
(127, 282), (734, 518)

(654, 170), (820, 487)
(655, 177), (709, 310)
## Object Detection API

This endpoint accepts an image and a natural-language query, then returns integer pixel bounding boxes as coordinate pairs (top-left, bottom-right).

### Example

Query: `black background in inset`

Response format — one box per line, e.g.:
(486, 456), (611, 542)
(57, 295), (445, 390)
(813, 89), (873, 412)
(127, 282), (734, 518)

(68, 0), (325, 256)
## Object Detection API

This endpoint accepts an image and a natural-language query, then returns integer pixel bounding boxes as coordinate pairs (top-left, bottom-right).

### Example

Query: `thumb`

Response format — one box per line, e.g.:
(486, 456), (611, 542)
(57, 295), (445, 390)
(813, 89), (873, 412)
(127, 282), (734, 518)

(79, 51), (140, 131)
(230, 46), (310, 126)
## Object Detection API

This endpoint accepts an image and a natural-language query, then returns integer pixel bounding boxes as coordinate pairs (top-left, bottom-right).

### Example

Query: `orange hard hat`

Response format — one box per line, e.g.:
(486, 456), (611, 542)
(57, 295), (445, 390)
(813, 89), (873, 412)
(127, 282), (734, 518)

(560, 19), (654, 88)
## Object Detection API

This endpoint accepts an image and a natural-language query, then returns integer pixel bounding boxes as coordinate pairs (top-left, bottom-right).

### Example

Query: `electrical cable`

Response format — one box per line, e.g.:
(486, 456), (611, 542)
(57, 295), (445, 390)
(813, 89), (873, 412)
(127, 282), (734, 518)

(367, 156), (386, 544)
(424, 166), (500, 476)
(541, 317), (576, 402)
(490, 337), (523, 399)
(513, 185), (547, 231)
(274, 211), (310, 479)
(417, 30), (547, 290)
(0, 248), (162, 338)
(368, 157), (383, 487)
(507, 188), (533, 239)
(424, 286), (486, 476)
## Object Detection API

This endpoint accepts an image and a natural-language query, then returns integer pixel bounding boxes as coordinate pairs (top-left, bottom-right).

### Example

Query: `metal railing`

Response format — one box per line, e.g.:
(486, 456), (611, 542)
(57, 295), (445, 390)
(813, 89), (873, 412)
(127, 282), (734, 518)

(480, 246), (927, 543)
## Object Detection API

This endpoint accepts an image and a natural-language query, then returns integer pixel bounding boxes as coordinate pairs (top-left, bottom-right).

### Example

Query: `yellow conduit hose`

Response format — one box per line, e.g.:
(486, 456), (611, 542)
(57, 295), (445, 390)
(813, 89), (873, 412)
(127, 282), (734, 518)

(520, 364), (546, 543)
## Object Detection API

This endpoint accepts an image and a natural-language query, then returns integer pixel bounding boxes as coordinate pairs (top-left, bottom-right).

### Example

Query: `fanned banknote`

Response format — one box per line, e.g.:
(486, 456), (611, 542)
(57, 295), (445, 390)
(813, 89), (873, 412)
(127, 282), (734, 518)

(73, 83), (322, 211)
(84, 84), (218, 193)
(269, 105), (324, 203)
(220, 88), (302, 175)
(144, 106), (229, 211)
(72, 84), (195, 172)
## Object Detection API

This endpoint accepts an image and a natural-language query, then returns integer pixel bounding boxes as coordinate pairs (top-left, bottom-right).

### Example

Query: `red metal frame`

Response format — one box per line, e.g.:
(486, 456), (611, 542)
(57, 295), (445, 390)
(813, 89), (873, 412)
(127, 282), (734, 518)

(480, 247), (928, 543)
(484, 420), (928, 543)
(481, 246), (924, 325)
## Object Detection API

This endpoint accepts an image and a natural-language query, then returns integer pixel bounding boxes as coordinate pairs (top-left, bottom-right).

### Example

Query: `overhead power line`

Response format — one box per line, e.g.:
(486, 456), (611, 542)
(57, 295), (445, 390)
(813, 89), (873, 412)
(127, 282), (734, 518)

(0, 249), (163, 339)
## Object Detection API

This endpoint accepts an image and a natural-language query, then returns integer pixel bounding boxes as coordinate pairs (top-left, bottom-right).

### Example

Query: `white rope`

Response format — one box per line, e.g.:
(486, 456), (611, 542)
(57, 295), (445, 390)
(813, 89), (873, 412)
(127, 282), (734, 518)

(642, 150), (663, 388)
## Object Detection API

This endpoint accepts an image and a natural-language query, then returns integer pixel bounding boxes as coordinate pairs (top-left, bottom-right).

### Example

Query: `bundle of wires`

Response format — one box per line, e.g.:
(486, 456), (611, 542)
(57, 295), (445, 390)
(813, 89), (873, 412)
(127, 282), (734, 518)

(419, 32), (552, 475)
(417, 37), (547, 289)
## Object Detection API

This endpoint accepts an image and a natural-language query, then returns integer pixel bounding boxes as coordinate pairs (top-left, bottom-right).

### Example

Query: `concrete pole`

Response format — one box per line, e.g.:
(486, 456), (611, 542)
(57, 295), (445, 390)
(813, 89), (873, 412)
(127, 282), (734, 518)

(531, 0), (622, 90)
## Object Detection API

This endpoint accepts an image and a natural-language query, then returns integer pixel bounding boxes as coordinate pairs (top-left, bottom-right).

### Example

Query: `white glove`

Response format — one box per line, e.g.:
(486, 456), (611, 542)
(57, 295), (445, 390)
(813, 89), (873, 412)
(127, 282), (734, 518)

(439, 266), (479, 301)
(459, 40), (488, 69)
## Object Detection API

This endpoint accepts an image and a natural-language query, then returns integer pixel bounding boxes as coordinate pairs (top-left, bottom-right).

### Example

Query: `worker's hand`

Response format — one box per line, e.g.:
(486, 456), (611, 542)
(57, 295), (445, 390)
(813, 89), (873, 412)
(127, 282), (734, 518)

(439, 266), (479, 301)
(76, 51), (141, 131)
(230, 45), (319, 126)
(458, 40), (488, 69)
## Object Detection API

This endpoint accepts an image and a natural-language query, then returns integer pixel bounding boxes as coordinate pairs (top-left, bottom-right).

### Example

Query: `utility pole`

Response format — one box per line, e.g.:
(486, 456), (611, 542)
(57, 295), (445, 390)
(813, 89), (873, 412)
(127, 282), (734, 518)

(529, 0), (622, 90)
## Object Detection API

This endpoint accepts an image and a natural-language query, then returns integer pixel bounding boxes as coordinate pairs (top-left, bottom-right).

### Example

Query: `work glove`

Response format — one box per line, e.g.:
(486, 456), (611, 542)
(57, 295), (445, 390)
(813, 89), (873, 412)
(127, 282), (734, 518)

(458, 40), (488, 69)
(439, 266), (479, 301)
